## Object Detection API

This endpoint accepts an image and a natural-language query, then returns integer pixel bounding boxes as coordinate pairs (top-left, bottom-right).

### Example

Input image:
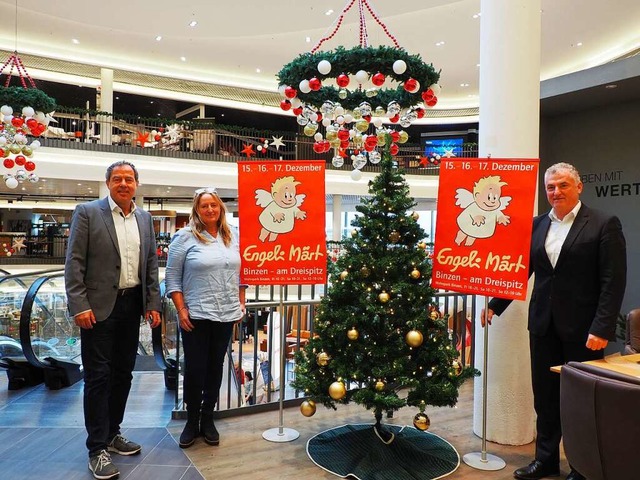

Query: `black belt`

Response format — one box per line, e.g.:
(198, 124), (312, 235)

(117, 286), (141, 297)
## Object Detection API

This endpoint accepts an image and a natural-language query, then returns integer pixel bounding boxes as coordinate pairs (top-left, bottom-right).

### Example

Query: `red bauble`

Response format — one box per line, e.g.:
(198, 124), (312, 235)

(340, 139), (350, 149)
(363, 115), (372, 122)
(315, 112), (323, 123)
(284, 86), (297, 99)
(364, 142), (375, 152)
(309, 77), (322, 91)
(11, 117), (24, 128)
(372, 72), (386, 87)
(292, 106), (303, 116)
(322, 140), (331, 152)
(421, 89), (435, 103)
(337, 129), (350, 141)
(26, 118), (38, 130)
(280, 100), (292, 111)
(3, 158), (14, 169)
(313, 141), (325, 153)
(365, 136), (378, 148)
(426, 97), (438, 107)
(390, 143), (400, 155)
(14, 155), (26, 166)
(390, 131), (400, 143)
(415, 108), (425, 119)
(24, 161), (36, 172)
(389, 114), (400, 123)
(403, 78), (418, 92)
(154, 134), (161, 141)
(336, 74), (350, 88)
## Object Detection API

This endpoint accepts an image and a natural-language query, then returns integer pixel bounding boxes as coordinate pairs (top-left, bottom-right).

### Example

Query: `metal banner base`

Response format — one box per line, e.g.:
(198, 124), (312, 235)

(462, 452), (506, 471)
(262, 427), (300, 443)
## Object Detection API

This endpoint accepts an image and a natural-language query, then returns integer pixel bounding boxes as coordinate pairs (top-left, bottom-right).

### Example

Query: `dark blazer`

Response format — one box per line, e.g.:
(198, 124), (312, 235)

(65, 197), (161, 322)
(490, 203), (626, 342)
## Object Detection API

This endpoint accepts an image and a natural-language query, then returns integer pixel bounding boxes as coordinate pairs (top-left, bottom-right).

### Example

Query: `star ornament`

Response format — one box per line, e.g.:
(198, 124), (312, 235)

(12, 237), (26, 252)
(241, 144), (256, 158)
(443, 148), (456, 158)
(135, 131), (150, 147)
(165, 124), (181, 142)
(270, 136), (285, 150)
(419, 157), (429, 167)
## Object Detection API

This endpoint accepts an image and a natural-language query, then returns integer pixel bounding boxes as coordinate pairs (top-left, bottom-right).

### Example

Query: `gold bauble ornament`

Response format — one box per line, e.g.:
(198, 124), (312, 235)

(410, 268), (421, 279)
(329, 381), (347, 400)
(340, 270), (348, 280)
(452, 360), (463, 376)
(430, 310), (440, 320)
(417, 241), (427, 250)
(378, 291), (390, 303)
(375, 380), (385, 392)
(398, 130), (409, 144)
(316, 352), (330, 367)
(347, 328), (359, 341)
(389, 231), (401, 243)
(300, 400), (317, 417)
(405, 330), (424, 348)
(413, 412), (431, 431)
(360, 266), (370, 277)
(411, 211), (420, 221)
(351, 229), (358, 237)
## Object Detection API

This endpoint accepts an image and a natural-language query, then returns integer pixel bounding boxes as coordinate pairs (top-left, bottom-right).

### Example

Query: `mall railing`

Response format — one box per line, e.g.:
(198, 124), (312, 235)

(40, 107), (478, 176)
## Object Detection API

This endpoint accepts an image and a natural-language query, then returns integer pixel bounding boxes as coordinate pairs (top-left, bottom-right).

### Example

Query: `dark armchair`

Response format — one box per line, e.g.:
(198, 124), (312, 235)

(624, 308), (640, 355)
(560, 361), (640, 480)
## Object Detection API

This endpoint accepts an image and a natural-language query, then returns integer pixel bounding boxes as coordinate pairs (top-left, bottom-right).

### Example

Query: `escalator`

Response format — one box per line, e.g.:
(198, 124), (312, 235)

(0, 269), (178, 391)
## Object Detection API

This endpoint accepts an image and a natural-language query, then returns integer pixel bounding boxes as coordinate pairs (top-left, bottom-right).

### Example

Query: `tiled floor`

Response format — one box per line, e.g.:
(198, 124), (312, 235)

(0, 370), (204, 480)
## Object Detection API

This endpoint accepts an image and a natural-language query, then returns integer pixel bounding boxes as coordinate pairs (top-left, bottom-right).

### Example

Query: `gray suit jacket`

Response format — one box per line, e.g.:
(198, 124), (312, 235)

(65, 197), (161, 322)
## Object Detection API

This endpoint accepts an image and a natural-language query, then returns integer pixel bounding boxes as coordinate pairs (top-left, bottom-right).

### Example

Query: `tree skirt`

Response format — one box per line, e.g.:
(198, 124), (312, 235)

(306, 424), (459, 480)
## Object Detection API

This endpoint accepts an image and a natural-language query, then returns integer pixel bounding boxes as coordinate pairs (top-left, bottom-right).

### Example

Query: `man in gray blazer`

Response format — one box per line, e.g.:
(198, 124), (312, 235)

(65, 160), (161, 480)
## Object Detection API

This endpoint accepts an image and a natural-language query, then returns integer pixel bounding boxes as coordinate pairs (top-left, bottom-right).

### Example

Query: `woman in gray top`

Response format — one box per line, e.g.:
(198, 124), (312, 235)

(165, 187), (245, 448)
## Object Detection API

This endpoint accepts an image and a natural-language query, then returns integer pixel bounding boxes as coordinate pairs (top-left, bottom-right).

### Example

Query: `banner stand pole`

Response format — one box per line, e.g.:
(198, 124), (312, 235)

(263, 285), (299, 443)
(462, 296), (506, 470)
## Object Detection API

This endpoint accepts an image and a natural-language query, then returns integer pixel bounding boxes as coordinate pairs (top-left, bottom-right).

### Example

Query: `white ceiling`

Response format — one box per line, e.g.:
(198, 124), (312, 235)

(0, 0), (638, 112)
(0, 0), (639, 205)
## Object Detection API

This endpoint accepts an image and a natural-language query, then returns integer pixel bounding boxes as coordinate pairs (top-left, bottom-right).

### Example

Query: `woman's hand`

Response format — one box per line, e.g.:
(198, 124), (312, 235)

(178, 308), (194, 332)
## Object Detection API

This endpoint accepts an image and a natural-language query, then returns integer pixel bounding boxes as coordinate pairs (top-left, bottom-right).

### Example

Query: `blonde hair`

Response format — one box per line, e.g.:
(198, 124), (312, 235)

(473, 175), (507, 195)
(189, 190), (232, 246)
(271, 176), (300, 195)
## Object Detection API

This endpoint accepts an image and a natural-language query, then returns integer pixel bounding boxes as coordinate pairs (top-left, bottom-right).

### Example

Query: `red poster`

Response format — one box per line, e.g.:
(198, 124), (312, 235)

(238, 160), (326, 285)
(431, 158), (539, 300)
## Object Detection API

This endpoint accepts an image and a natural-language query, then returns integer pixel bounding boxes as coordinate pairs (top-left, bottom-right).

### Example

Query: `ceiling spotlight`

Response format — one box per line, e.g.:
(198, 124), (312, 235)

(325, 9), (334, 15)
(435, 41), (445, 47)
(460, 83), (470, 87)
(256, 68), (261, 73)
(575, 42), (583, 47)
(180, 56), (187, 62)
(605, 84), (618, 89)
(72, 38), (80, 44)
(155, 35), (162, 41)
(305, 36), (311, 43)
(189, 20), (198, 27)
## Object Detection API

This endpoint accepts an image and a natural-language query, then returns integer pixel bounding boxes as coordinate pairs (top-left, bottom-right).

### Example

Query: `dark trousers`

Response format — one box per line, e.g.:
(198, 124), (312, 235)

(181, 319), (234, 412)
(529, 324), (603, 468)
(81, 291), (142, 456)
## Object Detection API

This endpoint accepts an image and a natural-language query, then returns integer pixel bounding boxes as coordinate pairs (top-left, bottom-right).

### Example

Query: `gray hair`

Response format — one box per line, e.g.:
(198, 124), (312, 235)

(105, 161), (139, 182)
(544, 162), (580, 183)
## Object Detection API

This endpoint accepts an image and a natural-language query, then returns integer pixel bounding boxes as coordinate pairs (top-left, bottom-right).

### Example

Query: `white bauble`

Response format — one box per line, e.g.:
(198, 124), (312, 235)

(393, 60), (407, 74)
(317, 60), (332, 75)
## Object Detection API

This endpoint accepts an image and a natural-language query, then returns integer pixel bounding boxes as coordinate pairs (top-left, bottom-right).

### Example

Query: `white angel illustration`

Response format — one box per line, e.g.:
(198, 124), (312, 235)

(255, 175), (307, 242)
(454, 175), (511, 247)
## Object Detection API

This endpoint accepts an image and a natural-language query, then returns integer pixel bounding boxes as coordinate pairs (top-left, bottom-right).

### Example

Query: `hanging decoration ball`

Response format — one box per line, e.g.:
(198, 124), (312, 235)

(350, 169), (362, 181)
(389, 144), (400, 156)
(426, 96), (438, 107)
(0, 105), (13, 116)
(284, 86), (298, 99)
(421, 88), (435, 103)
(300, 400), (317, 417)
(389, 230), (401, 243)
(403, 78), (418, 92)
(398, 131), (409, 144)
(336, 73), (350, 88)
(355, 70), (369, 84)
(372, 72), (386, 86)
(452, 360), (463, 376)
(280, 100), (292, 111)
(317, 60), (332, 75)
(3, 158), (14, 169)
(351, 229), (358, 237)
(15, 169), (27, 182)
(332, 155), (345, 168)
(393, 59), (407, 74)
(405, 329), (424, 348)
(347, 327), (359, 341)
(316, 352), (331, 367)
(378, 291), (390, 303)
(340, 270), (349, 280)
(368, 150), (382, 164)
(429, 83), (442, 96)
(413, 412), (431, 431)
(28, 173), (39, 183)
(299, 79), (312, 94)
(430, 310), (440, 320)
(418, 241), (427, 250)
(329, 381), (347, 400)
(411, 211), (420, 221)
(5, 176), (18, 189)
(410, 268), (421, 280)
(360, 266), (370, 277)
(309, 77), (322, 91)
(24, 161), (36, 172)
(375, 380), (385, 392)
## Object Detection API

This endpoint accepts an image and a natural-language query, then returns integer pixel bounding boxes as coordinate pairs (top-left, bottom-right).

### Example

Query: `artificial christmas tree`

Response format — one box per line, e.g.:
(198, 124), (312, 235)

(292, 137), (477, 441)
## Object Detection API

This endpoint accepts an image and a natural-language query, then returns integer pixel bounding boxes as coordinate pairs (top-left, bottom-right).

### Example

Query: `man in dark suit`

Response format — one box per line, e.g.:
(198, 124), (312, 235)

(484, 162), (626, 480)
(65, 160), (162, 480)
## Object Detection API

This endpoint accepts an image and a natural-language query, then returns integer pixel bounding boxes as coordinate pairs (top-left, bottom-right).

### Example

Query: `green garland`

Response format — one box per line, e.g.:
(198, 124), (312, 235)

(277, 45), (440, 111)
(0, 86), (56, 113)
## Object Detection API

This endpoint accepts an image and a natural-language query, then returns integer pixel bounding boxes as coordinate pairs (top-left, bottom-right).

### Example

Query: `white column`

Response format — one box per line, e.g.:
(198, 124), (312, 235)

(473, 0), (540, 445)
(98, 182), (109, 199)
(332, 194), (342, 241)
(135, 195), (145, 210)
(99, 68), (114, 145)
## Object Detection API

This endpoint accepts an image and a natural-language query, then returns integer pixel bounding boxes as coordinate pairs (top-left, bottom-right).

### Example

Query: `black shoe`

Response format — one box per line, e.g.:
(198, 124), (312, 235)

(179, 412), (200, 448)
(513, 460), (560, 480)
(200, 412), (220, 446)
(566, 470), (586, 480)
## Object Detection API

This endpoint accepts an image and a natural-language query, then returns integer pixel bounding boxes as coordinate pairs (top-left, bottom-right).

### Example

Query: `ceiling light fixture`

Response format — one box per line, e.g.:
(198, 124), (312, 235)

(605, 84), (617, 89)
(576, 42), (583, 47)
(256, 68), (261, 73)
(325, 9), (334, 15)
(189, 20), (197, 27)
(72, 38), (80, 44)
(180, 56), (187, 62)
(155, 35), (162, 41)
(435, 41), (445, 47)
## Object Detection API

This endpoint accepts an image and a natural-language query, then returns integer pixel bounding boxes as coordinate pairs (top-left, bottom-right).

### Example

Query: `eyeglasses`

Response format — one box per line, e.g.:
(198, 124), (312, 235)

(195, 187), (217, 195)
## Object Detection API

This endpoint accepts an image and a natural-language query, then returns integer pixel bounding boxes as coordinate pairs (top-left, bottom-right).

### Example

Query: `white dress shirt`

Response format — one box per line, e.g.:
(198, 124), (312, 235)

(108, 195), (141, 288)
(545, 201), (582, 268)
